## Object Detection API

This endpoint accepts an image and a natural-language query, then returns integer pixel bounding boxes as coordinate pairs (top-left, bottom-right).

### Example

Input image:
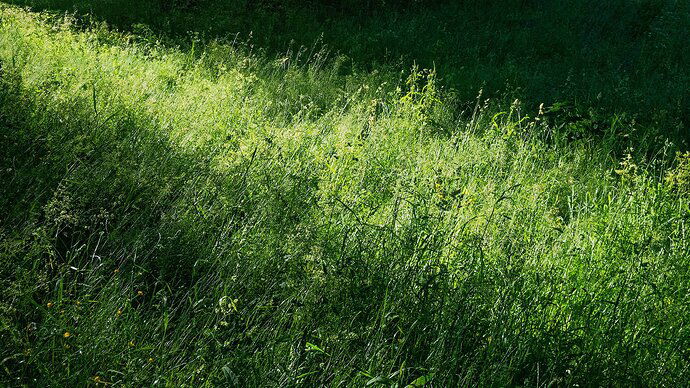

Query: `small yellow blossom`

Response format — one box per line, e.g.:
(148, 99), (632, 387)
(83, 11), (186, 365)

(113, 269), (119, 274)
(148, 357), (154, 363)
(46, 302), (54, 308)
(128, 340), (135, 347)
(116, 309), (122, 316)
(137, 290), (144, 297)
(63, 331), (71, 338)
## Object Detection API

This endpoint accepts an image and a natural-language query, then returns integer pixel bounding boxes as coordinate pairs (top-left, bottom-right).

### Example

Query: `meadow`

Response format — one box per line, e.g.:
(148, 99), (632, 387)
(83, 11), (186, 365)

(0, 1), (688, 386)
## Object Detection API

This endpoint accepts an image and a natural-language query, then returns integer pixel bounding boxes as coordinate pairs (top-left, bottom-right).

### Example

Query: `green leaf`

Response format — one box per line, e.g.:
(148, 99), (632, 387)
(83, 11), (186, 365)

(407, 373), (434, 387)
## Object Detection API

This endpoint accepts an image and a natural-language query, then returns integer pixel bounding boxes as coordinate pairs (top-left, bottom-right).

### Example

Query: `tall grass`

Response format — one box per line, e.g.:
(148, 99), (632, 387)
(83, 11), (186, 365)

(6, 0), (689, 145)
(0, 4), (688, 386)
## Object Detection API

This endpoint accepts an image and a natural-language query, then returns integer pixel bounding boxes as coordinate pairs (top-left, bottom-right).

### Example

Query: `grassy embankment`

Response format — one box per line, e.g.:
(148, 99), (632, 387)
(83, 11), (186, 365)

(6, 0), (689, 145)
(1, 3), (689, 386)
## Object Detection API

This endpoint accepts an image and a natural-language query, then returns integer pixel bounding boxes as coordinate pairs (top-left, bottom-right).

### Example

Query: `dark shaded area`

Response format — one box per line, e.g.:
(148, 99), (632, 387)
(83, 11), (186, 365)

(4, 0), (689, 138)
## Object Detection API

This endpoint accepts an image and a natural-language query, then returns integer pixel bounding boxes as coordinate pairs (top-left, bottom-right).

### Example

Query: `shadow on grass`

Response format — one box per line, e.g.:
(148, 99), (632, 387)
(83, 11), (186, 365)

(5, 0), (689, 139)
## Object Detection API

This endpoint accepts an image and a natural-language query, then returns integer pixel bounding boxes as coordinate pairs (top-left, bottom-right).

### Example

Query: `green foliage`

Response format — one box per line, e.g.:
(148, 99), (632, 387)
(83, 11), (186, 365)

(0, 3), (688, 387)
(6, 0), (688, 146)
(665, 152), (690, 194)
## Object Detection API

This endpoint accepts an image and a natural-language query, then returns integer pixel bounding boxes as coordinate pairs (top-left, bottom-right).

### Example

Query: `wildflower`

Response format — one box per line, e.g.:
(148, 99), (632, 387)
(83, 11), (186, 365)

(113, 269), (119, 274)
(128, 340), (135, 347)
(63, 331), (71, 338)
(93, 376), (101, 383)
(137, 290), (144, 297)
(148, 357), (154, 363)
(116, 309), (122, 316)
(46, 302), (54, 308)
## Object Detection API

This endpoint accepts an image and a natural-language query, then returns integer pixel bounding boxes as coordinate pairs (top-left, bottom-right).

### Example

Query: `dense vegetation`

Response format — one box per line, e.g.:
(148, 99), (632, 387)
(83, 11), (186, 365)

(6, 0), (689, 141)
(0, 1), (688, 386)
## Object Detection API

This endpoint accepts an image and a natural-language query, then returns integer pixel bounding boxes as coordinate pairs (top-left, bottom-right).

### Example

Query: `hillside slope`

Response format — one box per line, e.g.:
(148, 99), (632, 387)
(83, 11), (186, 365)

(7, 0), (690, 143)
(0, 4), (689, 386)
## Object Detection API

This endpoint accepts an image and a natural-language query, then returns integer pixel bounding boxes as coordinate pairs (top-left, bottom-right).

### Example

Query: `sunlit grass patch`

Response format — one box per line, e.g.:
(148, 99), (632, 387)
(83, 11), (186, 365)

(0, 4), (688, 386)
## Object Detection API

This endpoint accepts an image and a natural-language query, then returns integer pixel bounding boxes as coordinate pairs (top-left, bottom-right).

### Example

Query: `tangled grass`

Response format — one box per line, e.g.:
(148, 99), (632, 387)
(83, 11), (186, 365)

(0, 4), (688, 386)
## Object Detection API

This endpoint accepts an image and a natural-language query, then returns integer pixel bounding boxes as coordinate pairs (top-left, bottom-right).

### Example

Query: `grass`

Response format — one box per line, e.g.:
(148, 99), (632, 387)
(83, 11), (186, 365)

(0, 2), (689, 386)
(6, 0), (689, 145)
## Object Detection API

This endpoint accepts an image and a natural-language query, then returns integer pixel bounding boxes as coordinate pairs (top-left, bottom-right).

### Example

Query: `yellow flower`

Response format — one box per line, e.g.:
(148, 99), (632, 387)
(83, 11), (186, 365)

(148, 357), (154, 363)
(116, 309), (122, 316)
(63, 331), (71, 338)
(113, 268), (119, 274)
(137, 290), (144, 297)
(46, 302), (54, 308)
(128, 340), (135, 347)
